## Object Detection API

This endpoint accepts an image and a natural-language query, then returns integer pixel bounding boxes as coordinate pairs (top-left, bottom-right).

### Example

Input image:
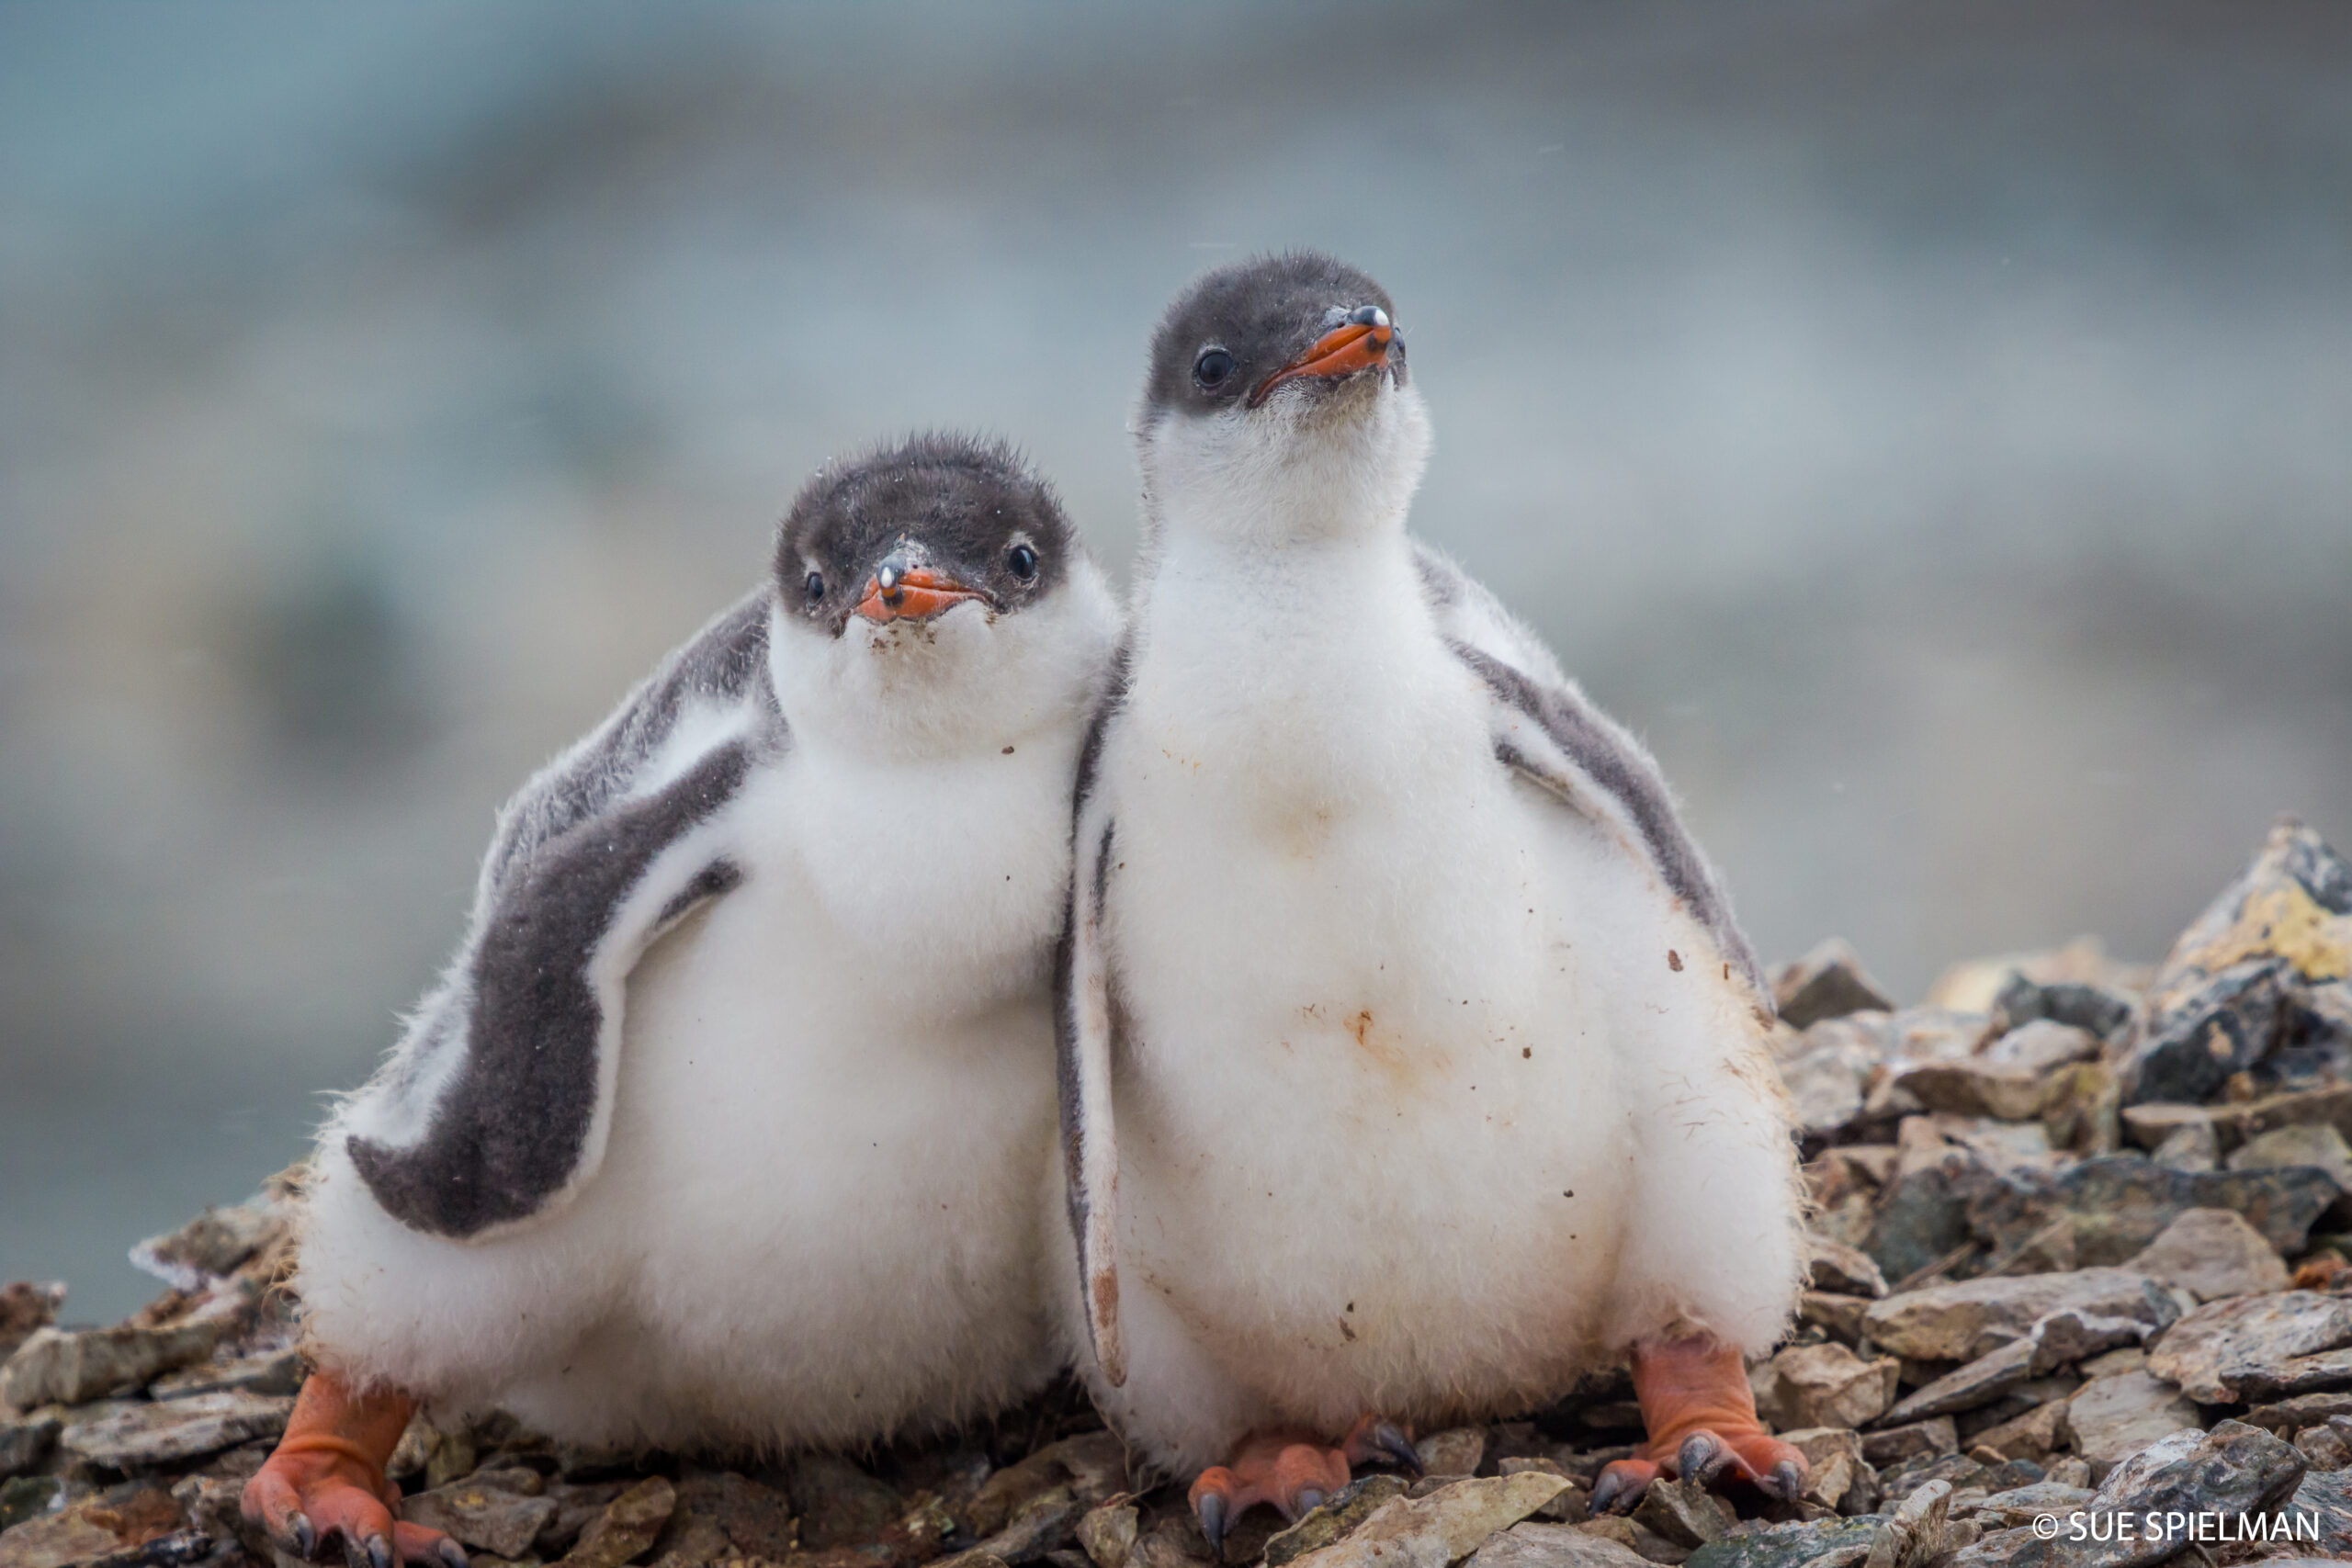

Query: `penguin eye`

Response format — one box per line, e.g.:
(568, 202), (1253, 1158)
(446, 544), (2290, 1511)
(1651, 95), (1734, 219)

(1193, 348), (1236, 390)
(804, 571), (824, 603)
(1007, 544), (1039, 581)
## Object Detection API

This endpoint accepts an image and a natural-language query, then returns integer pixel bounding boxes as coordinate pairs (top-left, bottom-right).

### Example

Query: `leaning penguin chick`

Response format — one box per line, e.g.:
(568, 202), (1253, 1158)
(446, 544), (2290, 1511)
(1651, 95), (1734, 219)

(244, 435), (1120, 1568)
(1054, 254), (1806, 1540)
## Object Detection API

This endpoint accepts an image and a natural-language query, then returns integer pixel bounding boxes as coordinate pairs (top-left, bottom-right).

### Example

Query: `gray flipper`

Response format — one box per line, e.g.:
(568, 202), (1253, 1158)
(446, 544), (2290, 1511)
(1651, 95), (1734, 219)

(1415, 544), (1770, 1004)
(1055, 639), (1131, 1386)
(344, 590), (784, 1240)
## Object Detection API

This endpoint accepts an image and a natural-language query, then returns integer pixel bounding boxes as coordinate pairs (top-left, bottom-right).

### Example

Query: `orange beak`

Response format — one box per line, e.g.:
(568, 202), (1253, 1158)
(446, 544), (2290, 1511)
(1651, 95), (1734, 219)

(1248, 318), (1396, 409)
(854, 565), (985, 623)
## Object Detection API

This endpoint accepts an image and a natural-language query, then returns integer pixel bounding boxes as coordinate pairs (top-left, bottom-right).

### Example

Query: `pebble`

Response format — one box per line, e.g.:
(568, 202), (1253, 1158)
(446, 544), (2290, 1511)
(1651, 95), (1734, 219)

(2063, 1371), (2200, 1465)
(1771, 940), (1894, 1031)
(59, 1392), (292, 1470)
(558, 1476), (673, 1568)
(1860, 1269), (2178, 1363)
(1279, 1475), (1569, 1568)
(1751, 1343), (1898, 1430)
(2, 1322), (226, 1410)
(2143, 1289), (2352, 1402)
(1464, 1520), (1649, 1568)
(2121, 1206), (2289, 1301)
(399, 1471), (560, 1559)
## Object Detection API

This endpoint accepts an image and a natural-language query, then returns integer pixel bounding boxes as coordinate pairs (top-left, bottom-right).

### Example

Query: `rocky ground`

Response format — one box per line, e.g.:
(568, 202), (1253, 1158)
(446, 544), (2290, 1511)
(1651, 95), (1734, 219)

(7, 820), (2352, 1568)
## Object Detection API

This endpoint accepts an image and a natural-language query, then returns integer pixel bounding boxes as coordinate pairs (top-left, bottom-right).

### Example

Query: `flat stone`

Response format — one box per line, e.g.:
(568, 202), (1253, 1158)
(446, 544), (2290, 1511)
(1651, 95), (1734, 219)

(1681, 1517), (1882, 1568)
(1418, 1428), (1487, 1479)
(1492, 1461), (1582, 1524)
(2093, 1419), (2305, 1540)
(960, 1436), (1125, 1543)
(2038, 1063), (2122, 1156)
(1261, 1474), (1411, 1568)
(1465, 1521), (1650, 1568)
(1994, 975), (2136, 1044)
(1950, 1479), (2094, 1532)
(1125, 1519), (1211, 1568)
(2294, 1422), (2352, 1468)
(1966, 1154), (2338, 1264)
(1860, 1269), (2179, 1363)
(1077, 1504), (1139, 1568)
(60, 1392), (292, 1469)
(1773, 1428), (1869, 1514)
(1860, 1420), (1956, 1468)
(0, 1477), (65, 1535)
(2149, 1122), (2218, 1173)
(1804, 1237), (1888, 1300)
(1800, 1294), (1871, 1343)
(559, 1477), (673, 1568)
(2242, 1391), (2352, 1437)
(2230, 1122), (2352, 1195)
(2233, 1347), (2352, 1401)
(146, 1348), (305, 1401)
(1567, 1517), (1683, 1566)
(2145, 1291), (2352, 1403)
(2123, 1207), (2289, 1303)
(1895, 1022), (2098, 1123)
(1280, 1474), (1571, 1568)
(1750, 1343), (1898, 1430)
(1776, 1019), (1886, 1141)
(0, 1483), (183, 1568)
(128, 1200), (285, 1293)
(2064, 1371), (2200, 1464)
(401, 1472), (560, 1559)
(1773, 941), (1895, 1031)
(1, 1323), (225, 1408)
(1863, 1147), (1996, 1285)
(1878, 1338), (2037, 1425)
(970, 1483), (1083, 1565)
(1629, 1478), (1732, 1549)
(1966, 1401), (2069, 1462)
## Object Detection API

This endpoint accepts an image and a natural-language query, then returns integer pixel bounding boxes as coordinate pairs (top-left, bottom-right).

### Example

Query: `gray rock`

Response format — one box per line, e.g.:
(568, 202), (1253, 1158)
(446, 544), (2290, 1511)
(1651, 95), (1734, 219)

(2243, 1392), (2352, 1438)
(2230, 1122), (2352, 1197)
(1464, 1521), (1650, 1568)
(787, 1453), (901, 1549)
(1860, 1269), (2179, 1364)
(1860, 1420), (1956, 1468)
(401, 1472), (560, 1560)
(2094, 1420), (2304, 1553)
(1994, 974), (2136, 1044)
(1629, 1478), (1733, 1549)
(2147, 1122), (2217, 1173)
(1077, 1503), (1140, 1568)
(2287, 1464), (2352, 1556)
(2, 1322), (225, 1408)
(1894, 1022), (2098, 1123)
(2120, 820), (2352, 1105)
(1967, 1154), (2338, 1264)
(2233, 1348), (2352, 1401)
(1775, 1427), (1872, 1514)
(0, 1475), (67, 1535)
(2293, 1422), (2352, 1469)
(1752, 1343), (1899, 1430)
(1802, 1293), (1871, 1343)
(1966, 1401), (2070, 1463)
(1263, 1477), (1411, 1568)
(664, 1472), (797, 1562)
(1418, 1428), (1487, 1479)
(2122, 1207), (2289, 1302)
(127, 1200), (285, 1293)
(2064, 1371), (2200, 1465)
(560, 1476), (674, 1568)
(1880, 1341), (2033, 1427)
(1777, 1018), (1887, 1141)
(1951, 1479), (2095, 1533)
(146, 1348), (305, 1401)
(0, 1482), (185, 1568)
(1804, 1236), (1888, 1300)
(1774, 941), (1895, 1032)
(1864, 1148), (1996, 1285)
(2145, 1291), (2352, 1403)
(59, 1392), (293, 1470)
(0, 1415), (60, 1482)
(1275, 1474), (1570, 1568)
(1683, 1517), (1882, 1568)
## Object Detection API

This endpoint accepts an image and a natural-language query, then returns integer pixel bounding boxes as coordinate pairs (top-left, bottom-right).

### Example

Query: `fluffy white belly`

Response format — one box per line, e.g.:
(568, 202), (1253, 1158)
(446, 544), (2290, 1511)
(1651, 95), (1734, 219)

(1105, 738), (1647, 1416)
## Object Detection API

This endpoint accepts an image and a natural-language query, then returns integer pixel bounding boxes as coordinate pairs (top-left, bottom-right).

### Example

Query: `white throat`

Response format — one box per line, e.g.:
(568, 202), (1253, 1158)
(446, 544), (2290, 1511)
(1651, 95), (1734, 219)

(1137, 382), (1433, 563)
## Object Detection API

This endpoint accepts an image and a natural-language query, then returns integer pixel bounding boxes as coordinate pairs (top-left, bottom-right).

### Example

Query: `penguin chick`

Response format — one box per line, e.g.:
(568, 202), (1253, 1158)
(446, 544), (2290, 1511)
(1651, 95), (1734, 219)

(1054, 254), (1806, 1540)
(243, 434), (1120, 1568)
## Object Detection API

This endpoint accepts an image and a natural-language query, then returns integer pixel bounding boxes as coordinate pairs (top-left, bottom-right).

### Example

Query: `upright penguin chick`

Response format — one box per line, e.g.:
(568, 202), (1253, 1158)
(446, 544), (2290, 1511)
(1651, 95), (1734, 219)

(1055, 254), (1807, 1540)
(244, 435), (1121, 1568)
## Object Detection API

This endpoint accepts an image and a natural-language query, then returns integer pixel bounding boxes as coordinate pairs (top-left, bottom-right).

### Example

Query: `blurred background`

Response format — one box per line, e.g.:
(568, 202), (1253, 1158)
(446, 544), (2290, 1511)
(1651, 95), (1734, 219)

(3, 1), (2348, 1321)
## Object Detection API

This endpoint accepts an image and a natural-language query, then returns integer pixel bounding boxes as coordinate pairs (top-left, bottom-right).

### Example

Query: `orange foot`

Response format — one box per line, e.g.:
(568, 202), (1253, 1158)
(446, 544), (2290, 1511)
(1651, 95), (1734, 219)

(1590, 1336), (1807, 1516)
(242, 1371), (467, 1568)
(1188, 1414), (1421, 1551)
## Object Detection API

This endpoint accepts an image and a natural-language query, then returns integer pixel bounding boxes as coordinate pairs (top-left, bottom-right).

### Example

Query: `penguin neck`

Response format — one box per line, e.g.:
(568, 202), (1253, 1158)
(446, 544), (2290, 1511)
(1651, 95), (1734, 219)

(1138, 389), (1431, 562)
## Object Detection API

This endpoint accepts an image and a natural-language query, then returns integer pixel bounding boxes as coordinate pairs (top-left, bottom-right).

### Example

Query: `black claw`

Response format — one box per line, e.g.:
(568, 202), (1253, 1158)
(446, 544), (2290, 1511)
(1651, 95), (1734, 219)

(1373, 1421), (1423, 1476)
(340, 1537), (368, 1568)
(1766, 1460), (1804, 1504)
(366, 1535), (392, 1568)
(1196, 1492), (1227, 1556)
(288, 1515), (316, 1560)
(1589, 1470), (1640, 1517)
(1678, 1432), (1732, 1490)
(435, 1541), (470, 1568)
(1293, 1488), (1325, 1518)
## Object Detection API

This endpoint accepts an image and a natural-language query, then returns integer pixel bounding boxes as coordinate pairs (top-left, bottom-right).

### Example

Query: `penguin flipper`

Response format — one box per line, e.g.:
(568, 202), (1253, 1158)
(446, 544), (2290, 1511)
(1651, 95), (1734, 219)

(1412, 543), (1769, 1007)
(340, 591), (780, 1240)
(1056, 644), (1131, 1386)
